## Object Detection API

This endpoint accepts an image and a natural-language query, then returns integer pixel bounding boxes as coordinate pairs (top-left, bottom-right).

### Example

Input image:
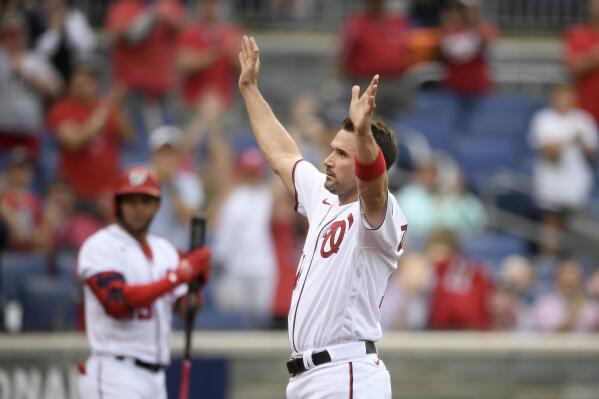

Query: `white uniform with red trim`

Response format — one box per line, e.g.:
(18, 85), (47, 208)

(286, 160), (407, 399)
(77, 224), (186, 399)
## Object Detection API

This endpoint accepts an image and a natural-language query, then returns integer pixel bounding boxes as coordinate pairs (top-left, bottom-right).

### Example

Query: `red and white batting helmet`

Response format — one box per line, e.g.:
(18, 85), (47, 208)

(114, 166), (161, 200)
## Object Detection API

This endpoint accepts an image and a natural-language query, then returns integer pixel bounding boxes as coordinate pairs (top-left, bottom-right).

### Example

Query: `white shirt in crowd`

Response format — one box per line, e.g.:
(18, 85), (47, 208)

(529, 107), (598, 210)
(150, 171), (203, 251)
(35, 10), (96, 63)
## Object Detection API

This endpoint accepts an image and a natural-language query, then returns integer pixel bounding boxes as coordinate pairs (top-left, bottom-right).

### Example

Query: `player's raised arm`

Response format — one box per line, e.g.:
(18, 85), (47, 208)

(238, 35), (302, 193)
(349, 75), (388, 228)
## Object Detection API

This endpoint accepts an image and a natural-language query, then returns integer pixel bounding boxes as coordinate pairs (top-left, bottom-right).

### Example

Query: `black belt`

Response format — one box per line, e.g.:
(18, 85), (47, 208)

(286, 341), (376, 376)
(114, 356), (165, 373)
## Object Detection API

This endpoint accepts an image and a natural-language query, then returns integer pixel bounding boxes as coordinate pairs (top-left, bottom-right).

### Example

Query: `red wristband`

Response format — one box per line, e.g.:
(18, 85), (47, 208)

(355, 146), (386, 181)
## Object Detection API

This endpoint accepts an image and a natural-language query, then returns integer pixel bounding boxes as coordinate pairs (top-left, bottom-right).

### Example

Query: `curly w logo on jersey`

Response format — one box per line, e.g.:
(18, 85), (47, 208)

(320, 214), (354, 258)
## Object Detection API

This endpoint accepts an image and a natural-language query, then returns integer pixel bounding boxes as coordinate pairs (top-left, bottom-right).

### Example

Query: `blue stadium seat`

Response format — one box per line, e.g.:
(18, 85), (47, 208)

(453, 136), (517, 190)
(463, 233), (527, 273)
(21, 275), (77, 330)
(397, 115), (456, 152)
(0, 252), (47, 301)
(465, 94), (542, 138)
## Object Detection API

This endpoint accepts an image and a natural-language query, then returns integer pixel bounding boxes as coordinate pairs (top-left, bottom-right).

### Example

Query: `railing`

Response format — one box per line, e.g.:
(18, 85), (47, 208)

(69, 0), (587, 33)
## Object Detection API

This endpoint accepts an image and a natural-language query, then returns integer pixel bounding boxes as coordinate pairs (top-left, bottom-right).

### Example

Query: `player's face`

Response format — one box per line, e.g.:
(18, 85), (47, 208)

(323, 130), (357, 198)
(118, 194), (160, 236)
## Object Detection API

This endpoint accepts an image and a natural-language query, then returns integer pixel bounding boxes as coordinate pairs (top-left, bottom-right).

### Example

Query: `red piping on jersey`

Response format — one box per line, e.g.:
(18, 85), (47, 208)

(362, 193), (389, 231)
(349, 362), (353, 399)
(291, 216), (337, 353)
(292, 159), (304, 213)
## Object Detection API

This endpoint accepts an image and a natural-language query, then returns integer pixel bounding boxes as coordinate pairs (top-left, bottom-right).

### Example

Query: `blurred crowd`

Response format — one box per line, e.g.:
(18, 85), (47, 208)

(0, 0), (599, 333)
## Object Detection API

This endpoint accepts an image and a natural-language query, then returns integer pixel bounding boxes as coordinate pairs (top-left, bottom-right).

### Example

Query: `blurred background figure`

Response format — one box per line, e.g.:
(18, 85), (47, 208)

(439, 0), (495, 128)
(380, 253), (433, 331)
(213, 147), (276, 326)
(177, 0), (241, 113)
(528, 84), (597, 255)
(533, 260), (599, 332)
(47, 60), (132, 217)
(0, 11), (61, 155)
(491, 255), (535, 331)
(32, 0), (96, 82)
(149, 125), (204, 252)
(105, 0), (184, 148)
(426, 228), (494, 330)
(0, 147), (43, 252)
(37, 179), (103, 259)
(564, 0), (599, 126)
(338, 0), (411, 117)
(395, 156), (486, 246)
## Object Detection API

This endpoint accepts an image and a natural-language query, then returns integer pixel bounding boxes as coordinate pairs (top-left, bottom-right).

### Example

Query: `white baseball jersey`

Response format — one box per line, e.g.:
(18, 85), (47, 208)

(78, 224), (186, 365)
(288, 160), (408, 354)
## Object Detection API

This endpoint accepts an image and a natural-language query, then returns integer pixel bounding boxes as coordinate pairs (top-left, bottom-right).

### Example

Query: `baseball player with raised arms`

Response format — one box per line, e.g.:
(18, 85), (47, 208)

(239, 36), (408, 398)
(77, 166), (211, 399)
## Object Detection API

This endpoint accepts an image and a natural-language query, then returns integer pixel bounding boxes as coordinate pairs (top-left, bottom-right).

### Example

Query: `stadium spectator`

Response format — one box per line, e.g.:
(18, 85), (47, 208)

(491, 256), (535, 331)
(533, 260), (599, 332)
(339, 0), (411, 117)
(380, 253), (433, 330)
(427, 228), (495, 330)
(396, 157), (485, 245)
(47, 60), (133, 205)
(564, 0), (599, 125)
(37, 179), (103, 258)
(149, 126), (204, 252)
(439, 0), (495, 95)
(528, 84), (597, 255)
(0, 147), (43, 252)
(213, 147), (277, 324)
(177, 0), (241, 111)
(105, 0), (184, 137)
(32, 0), (96, 82)
(0, 12), (61, 154)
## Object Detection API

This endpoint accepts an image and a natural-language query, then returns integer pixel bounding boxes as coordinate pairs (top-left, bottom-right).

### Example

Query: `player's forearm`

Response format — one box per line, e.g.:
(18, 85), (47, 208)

(240, 84), (301, 173)
(355, 129), (388, 225)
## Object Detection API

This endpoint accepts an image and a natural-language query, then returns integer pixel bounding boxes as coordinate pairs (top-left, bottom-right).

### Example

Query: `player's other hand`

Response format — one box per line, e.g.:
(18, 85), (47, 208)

(349, 74), (379, 135)
(177, 247), (211, 283)
(238, 35), (260, 90)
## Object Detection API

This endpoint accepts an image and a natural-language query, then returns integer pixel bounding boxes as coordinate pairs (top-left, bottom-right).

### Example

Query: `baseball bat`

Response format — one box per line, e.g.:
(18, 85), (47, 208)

(179, 215), (206, 399)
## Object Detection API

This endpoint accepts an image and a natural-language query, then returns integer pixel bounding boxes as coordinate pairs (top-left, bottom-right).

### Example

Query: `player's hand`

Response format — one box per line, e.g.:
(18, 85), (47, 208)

(176, 247), (211, 284)
(348, 74), (379, 135)
(238, 35), (260, 90)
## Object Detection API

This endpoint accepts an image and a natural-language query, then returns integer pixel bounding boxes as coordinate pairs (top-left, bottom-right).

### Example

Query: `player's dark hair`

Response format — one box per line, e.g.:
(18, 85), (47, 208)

(341, 118), (397, 171)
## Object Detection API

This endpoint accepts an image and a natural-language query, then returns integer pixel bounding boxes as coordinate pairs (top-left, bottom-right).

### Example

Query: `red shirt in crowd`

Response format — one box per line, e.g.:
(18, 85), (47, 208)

(106, 0), (184, 96)
(179, 23), (241, 107)
(565, 25), (599, 125)
(440, 23), (496, 94)
(340, 11), (408, 79)
(47, 99), (121, 199)
(429, 254), (494, 330)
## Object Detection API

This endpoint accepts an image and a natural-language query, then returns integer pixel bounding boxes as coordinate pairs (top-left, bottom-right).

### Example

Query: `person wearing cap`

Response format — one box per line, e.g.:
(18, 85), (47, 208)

(47, 60), (133, 207)
(213, 147), (277, 325)
(149, 125), (204, 251)
(0, 146), (44, 252)
(77, 166), (211, 399)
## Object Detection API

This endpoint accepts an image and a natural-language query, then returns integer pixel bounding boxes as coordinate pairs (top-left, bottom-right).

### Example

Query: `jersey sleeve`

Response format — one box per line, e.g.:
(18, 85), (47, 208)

(77, 234), (121, 280)
(358, 193), (408, 265)
(292, 159), (327, 220)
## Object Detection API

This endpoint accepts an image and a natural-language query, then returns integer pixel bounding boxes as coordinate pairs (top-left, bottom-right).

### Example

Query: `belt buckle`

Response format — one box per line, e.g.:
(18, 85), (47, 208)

(286, 357), (302, 376)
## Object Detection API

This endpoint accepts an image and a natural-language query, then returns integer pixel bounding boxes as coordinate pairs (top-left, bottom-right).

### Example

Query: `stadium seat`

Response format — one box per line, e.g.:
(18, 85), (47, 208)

(453, 136), (517, 190)
(465, 94), (542, 138)
(0, 252), (47, 301)
(463, 232), (527, 273)
(21, 275), (77, 330)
